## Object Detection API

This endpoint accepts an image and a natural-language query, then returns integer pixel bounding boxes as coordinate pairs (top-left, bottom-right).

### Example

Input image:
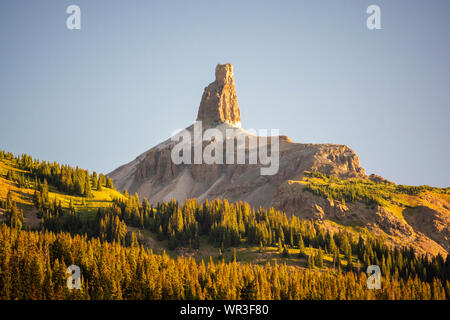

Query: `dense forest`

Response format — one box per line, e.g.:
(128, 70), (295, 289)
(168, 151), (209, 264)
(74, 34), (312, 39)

(1, 150), (114, 198)
(39, 194), (450, 292)
(0, 224), (448, 300)
(1, 150), (449, 300)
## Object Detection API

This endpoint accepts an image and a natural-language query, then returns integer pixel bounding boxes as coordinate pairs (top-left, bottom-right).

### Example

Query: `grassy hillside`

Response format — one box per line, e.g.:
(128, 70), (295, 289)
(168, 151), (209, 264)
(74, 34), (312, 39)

(302, 171), (450, 221)
(0, 154), (124, 225)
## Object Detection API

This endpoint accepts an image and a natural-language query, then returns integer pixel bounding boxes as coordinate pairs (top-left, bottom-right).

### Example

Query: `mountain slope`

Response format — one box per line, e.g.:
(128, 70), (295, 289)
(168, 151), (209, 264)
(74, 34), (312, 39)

(109, 63), (365, 206)
(108, 63), (449, 257)
(273, 173), (449, 256)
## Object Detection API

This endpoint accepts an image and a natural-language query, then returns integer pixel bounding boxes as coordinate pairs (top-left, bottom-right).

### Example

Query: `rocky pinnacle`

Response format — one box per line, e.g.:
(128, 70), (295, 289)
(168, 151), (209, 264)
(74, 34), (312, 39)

(196, 63), (241, 128)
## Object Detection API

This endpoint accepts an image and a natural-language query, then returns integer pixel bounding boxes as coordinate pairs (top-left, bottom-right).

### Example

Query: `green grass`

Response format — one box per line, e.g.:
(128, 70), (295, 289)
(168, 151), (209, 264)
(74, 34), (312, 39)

(304, 171), (449, 205)
(47, 186), (125, 214)
(0, 157), (125, 217)
(302, 171), (450, 221)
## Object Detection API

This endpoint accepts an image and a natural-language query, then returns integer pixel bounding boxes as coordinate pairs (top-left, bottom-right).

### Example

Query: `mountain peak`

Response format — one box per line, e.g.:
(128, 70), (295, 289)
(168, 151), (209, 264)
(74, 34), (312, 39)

(215, 63), (234, 86)
(196, 63), (241, 128)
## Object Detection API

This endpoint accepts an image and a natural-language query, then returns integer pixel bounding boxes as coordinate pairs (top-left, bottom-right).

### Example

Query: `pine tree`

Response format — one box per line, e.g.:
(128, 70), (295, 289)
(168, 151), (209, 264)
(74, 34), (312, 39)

(346, 255), (353, 272)
(7, 204), (23, 231)
(92, 172), (98, 189)
(106, 177), (114, 189)
(298, 235), (306, 258)
(99, 173), (106, 187)
(84, 179), (92, 198)
(308, 252), (315, 269)
(281, 246), (289, 258)
(316, 248), (324, 268)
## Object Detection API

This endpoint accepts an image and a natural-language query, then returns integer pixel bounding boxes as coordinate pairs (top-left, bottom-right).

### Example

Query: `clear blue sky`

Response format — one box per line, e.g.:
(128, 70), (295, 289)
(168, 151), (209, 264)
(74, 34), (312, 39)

(1, 0), (449, 187)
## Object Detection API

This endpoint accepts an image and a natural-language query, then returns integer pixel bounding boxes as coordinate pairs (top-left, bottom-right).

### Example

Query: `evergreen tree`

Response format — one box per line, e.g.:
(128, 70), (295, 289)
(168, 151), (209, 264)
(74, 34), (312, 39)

(316, 248), (324, 268)
(298, 235), (306, 258)
(281, 246), (289, 258)
(307, 252), (315, 269)
(106, 177), (114, 189)
(84, 179), (92, 198)
(92, 172), (98, 189)
(99, 174), (106, 187)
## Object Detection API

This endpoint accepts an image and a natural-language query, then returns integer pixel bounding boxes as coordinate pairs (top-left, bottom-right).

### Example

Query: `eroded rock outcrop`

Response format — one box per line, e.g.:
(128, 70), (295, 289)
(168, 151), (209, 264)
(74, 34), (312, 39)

(196, 63), (241, 128)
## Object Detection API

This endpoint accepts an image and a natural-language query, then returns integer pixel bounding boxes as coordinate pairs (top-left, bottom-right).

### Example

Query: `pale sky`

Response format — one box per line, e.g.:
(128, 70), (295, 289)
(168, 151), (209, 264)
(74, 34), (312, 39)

(1, 0), (449, 187)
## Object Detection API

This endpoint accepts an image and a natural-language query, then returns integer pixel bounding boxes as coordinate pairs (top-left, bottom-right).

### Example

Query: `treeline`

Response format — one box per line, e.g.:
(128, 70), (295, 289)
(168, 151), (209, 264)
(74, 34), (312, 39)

(3, 170), (32, 189)
(0, 224), (448, 300)
(355, 237), (449, 285)
(42, 201), (129, 246)
(304, 172), (386, 206)
(303, 171), (450, 206)
(38, 193), (450, 288)
(0, 191), (24, 231)
(0, 150), (114, 197)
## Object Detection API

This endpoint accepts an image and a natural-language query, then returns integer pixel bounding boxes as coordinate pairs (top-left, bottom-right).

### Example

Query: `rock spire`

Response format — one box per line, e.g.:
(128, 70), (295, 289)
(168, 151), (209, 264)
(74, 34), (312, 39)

(196, 63), (241, 128)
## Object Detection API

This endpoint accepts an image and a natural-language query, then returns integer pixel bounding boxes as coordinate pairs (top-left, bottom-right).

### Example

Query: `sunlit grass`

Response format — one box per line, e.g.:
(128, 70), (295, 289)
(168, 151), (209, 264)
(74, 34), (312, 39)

(0, 157), (125, 217)
(302, 171), (450, 221)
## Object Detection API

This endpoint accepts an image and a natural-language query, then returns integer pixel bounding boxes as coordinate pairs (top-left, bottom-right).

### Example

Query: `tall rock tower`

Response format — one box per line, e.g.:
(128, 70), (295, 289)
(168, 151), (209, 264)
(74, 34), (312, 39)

(196, 63), (241, 128)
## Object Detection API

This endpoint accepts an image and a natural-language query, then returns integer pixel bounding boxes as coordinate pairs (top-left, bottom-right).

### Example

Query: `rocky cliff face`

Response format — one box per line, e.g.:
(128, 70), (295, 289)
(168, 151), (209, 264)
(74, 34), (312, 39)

(196, 63), (241, 128)
(109, 63), (448, 257)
